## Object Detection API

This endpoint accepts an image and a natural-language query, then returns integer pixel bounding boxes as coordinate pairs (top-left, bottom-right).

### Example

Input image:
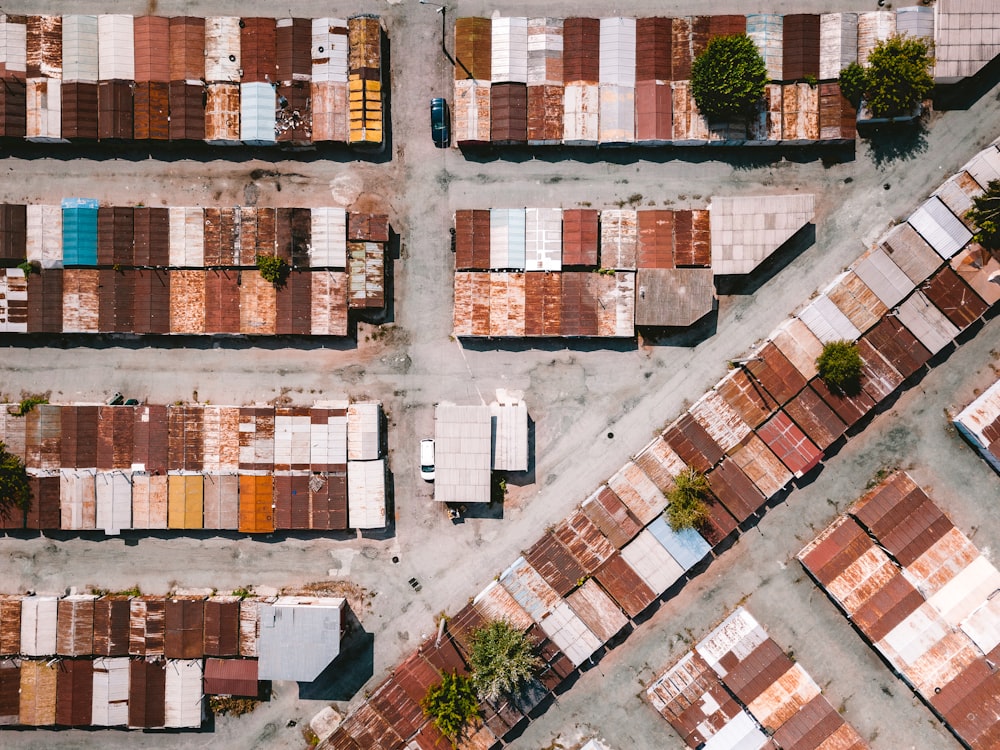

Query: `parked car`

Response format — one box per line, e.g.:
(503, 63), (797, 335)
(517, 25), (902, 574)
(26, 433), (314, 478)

(420, 438), (435, 481)
(430, 97), (450, 147)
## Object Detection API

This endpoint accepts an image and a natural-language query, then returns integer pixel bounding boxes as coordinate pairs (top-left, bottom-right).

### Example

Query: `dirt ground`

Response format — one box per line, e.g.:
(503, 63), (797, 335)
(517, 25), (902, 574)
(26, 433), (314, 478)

(2, 2), (1000, 749)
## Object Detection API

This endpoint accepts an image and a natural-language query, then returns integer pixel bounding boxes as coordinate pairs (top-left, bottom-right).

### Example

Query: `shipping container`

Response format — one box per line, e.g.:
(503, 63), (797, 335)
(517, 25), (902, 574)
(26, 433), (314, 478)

(238, 474), (274, 533)
(205, 82), (240, 143)
(895, 291), (959, 355)
(782, 14), (820, 81)
(129, 596), (165, 656)
(455, 17), (491, 81)
(490, 81), (527, 143)
(133, 81), (169, 140)
(240, 81), (276, 144)
(26, 77), (60, 139)
(18, 659), (57, 726)
(746, 14), (782, 81)
(527, 84), (563, 144)
(60, 15), (94, 82)
(274, 17), (310, 84)
(205, 17), (241, 83)
(757, 410), (822, 477)
(133, 16), (169, 83)
(857, 11), (895, 67)
(97, 15), (134, 82)
(819, 13), (858, 81)
(164, 658), (202, 728)
(92, 595), (130, 657)
(492, 17), (528, 84)
(168, 82), (205, 141)
(55, 658), (93, 726)
(562, 82), (598, 145)
(128, 658), (165, 729)
(635, 80), (671, 143)
(452, 78), (490, 146)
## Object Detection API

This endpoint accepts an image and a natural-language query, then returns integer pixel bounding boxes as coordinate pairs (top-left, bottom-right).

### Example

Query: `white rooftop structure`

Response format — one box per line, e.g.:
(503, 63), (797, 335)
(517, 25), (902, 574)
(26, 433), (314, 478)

(934, 0), (1000, 83)
(490, 394), (529, 472)
(434, 404), (492, 503)
(955, 377), (1000, 473)
(710, 194), (815, 275)
(258, 596), (345, 682)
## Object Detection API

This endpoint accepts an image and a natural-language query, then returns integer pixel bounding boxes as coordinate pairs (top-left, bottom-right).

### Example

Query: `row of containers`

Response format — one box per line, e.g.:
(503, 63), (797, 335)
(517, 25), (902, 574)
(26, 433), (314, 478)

(451, 196), (816, 336)
(323, 140), (1000, 749)
(0, 203), (390, 270)
(0, 204), (390, 334)
(0, 402), (387, 532)
(798, 472), (1000, 750)
(0, 14), (384, 145)
(0, 593), (287, 729)
(646, 607), (868, 749)
(453, 9), (935, 146)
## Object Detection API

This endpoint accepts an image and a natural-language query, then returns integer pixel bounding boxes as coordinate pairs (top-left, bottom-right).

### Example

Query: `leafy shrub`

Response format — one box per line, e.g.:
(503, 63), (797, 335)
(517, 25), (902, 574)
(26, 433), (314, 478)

(966, 179), (1000, 250)
(691, 34), (768, 121)
(665, 467), (710, 532)
(469, 620), (541, 702)
(208, 696), (260, 717)
(257, 254), (289, 285)
(838, 61), (867, 108)
(841, 36), (934, 118)
(421, 672), (480, 745)
(0, 441), (30, 521)
(817, 340), (863, 392)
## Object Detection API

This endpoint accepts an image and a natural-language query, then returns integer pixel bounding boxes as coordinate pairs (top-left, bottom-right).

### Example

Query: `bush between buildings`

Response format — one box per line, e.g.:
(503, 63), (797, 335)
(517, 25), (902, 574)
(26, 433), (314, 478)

(208, 696), (261, 717)
(817, 340), (863, 393)
(0, 441), (30, 522)
(421, 672), (480, 746)
(966, 179), (1000, 250)
(468, 620), (542, 703)
(256, 254), (289, 286)
(839, 35), (934, 119)
(665, 467), (710, 532)
(690, 34), (768, 121)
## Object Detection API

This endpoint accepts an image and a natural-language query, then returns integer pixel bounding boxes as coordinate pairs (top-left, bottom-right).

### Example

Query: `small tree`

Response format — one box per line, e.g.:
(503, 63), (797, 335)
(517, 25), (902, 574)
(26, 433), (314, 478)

(690, 34), (768, 121)
(817, 340), (863, 391)
(468, 620), (542, 703)
(665, 467), (710, 532)
(966, 179), (1000, 250)
(256, 254), (289, 286)
(843, 35), (934, 119)
(421, 672), (480, 746)
(838, 61), (867, 108)
(0, 441), (30, 522)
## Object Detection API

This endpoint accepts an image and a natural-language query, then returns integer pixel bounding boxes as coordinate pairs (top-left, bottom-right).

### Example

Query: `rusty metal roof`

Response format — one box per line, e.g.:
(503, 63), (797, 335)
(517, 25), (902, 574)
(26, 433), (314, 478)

(580, 485), (643, 549)
(714, 367), (779, 430)
(707, 458), (765, 524)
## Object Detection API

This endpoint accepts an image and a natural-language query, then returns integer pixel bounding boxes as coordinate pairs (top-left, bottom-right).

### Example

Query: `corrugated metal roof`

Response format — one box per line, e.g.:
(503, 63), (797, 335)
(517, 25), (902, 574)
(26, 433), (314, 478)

(747, 13), (783, 80)
(551, 509), (617, 574)
(472, 580), (534, 631)
(565, 579), (627, 643)
(347, 401), (380, 461)
(852, 247), (917, 309)
(879, 221), (943, 285)
(600, 209), (637, 270)
(895, 291), (960, 354)
(797, 294), (862, 343)
(258, 596), (343, 682)
(91, 656), (129, 727)
(20, 595), (58, 656)
(62, 15), (97, 83)
(563, 83), (599, 144)
(491, 16), (528, 84)
(490, 208), (526, 270)
(593, 551), (656, 618)
(203, 658), (258, 697)
(347, 458), (385, 529)
(310, 207), (347, 268)
(163, 659), (202, 729)
(634, 268), (714, 327)
(955, 378), (1000, 470)
(490, 400), (528, 471)
(710, 195), (815, 276)
(923, 265), (988, 331)
(823, 270), (888, 334)
(524, 207), (561, 271)
(607, 461), (667, 526)
(663, 412), (725, 474)
(730, 434), (792, 500)
(538, 599), (602, 667)
(498, 555), (561, 624)
(646, 515), (710, 571)
(785, 387), (847, 450)
(951, 246), (1000, 307)
(757, 410), (821, 478)
(620, 528), (685, 595)
(908, 196), (972, 260)
(240, 82), (276, 144)
(934, 0), (1000, 83)
(708, 457), (766, 524)
(858, 10), (895, 66)
(598, 84), (635, 144)
(580, 485), (643, 549)
(434, 403), (491, 504)
(97, 15), (134, 81)
(525, 532), (584, 597)
(689, 389), (753, 454)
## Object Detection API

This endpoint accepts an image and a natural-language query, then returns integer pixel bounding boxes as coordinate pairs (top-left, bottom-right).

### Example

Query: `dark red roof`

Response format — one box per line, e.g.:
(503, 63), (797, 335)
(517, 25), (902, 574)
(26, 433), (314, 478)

(204, 658), (259, 697)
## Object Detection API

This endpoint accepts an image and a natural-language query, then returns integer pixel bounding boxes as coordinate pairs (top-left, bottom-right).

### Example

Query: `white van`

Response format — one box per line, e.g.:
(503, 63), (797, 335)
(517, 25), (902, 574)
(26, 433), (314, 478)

(420, 438), (435, 481)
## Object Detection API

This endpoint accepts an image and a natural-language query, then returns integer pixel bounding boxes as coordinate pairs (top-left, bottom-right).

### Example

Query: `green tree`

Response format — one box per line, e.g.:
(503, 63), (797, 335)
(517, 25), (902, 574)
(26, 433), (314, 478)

(0, 441), (30, 522)
(421, 672), (480, 746)
(665, 467), (710, 532)
(256, 254), (289, 286)
(468, 620), (542, 702)
(838, 61), (867, 108)
(817, 340), (863, 392)
(848, 35), (934, 118)
(690, 34), (768, 121)
(966, 179), (1000, 250)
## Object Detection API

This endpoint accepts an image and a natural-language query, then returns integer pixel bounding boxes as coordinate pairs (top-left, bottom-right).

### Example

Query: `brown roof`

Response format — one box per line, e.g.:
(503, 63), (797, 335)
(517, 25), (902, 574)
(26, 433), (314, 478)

(550, 509), (617, 574)
(128, 658), (165, 728)
(561, 209), (598, 266)
(745, 342), (808, 405)
(707, 458), (765, 524)
(594, 552), (657, 618)
(93, 596), (130, 657)
(581, 486), (643, 549)
(203, 599), (240, 657)
(663, 413), (724, 473)
(922, 265), (989, 330)
(55, 659), (92, 726)
(203, 657), (258, 697)
(784, 387), (847, 450)
(861, 316), (931, 380)
(524, 533), (585, 597)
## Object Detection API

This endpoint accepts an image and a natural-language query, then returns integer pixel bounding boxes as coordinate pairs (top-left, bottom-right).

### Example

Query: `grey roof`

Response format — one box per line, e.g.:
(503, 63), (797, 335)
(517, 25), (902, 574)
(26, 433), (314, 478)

(710, 194), (815, 275)
(635, 268), (715, 327)
(435, 404), (492, 503)
(490, 401), (528, 471)
(257, 597), (344, 682)
(934, 0), (1000, 83)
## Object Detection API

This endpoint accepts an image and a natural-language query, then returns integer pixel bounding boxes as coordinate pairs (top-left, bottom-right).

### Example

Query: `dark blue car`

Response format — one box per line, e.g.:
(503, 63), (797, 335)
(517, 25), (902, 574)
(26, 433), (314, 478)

(431, 97), (450, 147)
